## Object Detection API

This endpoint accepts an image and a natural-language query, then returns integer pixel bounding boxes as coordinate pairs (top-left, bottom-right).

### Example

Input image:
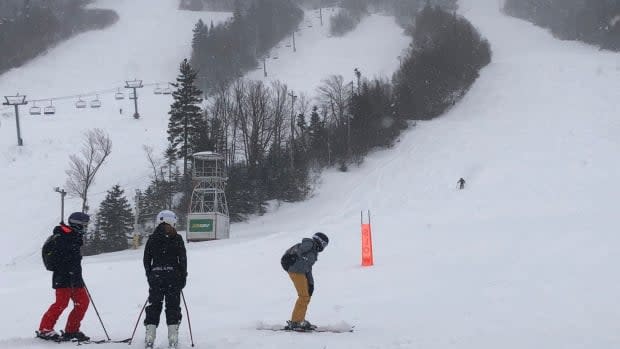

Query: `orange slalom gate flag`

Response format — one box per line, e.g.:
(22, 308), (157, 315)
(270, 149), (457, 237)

(361, 223), (374, 266)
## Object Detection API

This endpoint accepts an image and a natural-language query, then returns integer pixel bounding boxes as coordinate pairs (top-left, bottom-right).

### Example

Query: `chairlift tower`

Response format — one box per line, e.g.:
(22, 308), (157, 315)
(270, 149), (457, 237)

(3, 94), (27, 146)
(125, 79), (143, 119)
(187, 151), (230, 242)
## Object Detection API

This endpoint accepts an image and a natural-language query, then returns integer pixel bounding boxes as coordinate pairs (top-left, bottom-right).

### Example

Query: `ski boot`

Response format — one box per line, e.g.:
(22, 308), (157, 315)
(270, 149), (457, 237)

(36, 329), (60, 341)
(285, 320), (316, 331)
(61, 331), (90, 342)
(145, 324), (157, 349)
(167, 324), (180, 349)
(298, 320), (317, 331)
(284, 320), (297, 330)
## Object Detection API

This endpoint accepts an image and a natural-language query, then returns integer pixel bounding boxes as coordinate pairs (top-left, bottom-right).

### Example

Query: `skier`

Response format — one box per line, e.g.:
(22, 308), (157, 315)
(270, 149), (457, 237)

(37, 212), (91, 342)
(280, 232), (329, 331)
(143, 210), (187, 349)
(457, 177), (466, 190)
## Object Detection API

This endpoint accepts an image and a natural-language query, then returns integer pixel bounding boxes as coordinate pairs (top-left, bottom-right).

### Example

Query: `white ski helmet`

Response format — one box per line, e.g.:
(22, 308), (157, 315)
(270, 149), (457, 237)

(156, 210), (177, 227)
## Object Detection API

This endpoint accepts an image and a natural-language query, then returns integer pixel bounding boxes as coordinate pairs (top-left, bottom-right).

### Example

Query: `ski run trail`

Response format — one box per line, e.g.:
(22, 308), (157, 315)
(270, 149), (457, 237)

(1, 0), (619, 348)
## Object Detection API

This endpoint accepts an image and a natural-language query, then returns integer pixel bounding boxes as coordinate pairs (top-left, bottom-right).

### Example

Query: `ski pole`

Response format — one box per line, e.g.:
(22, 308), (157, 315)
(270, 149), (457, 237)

(181, 291), (195, 347)
(128, 298), (149, 345)
(84, 285), (111, 341)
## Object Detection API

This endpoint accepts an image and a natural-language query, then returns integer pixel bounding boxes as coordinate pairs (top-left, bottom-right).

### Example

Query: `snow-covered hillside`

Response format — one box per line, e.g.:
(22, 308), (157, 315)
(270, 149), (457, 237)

(2, 0), (620, 348)
(245, 8), (409, 96)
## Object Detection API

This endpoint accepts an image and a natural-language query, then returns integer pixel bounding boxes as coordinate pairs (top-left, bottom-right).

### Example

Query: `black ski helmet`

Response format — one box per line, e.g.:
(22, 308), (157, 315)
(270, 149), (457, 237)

(313, 232), (329, 251)
(68, 212), (90, 231)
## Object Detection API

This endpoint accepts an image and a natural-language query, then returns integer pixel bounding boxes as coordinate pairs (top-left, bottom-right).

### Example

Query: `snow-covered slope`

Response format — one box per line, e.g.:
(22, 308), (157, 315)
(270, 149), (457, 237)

(245, 9), (409, 95)
(2, 0), (620, 348)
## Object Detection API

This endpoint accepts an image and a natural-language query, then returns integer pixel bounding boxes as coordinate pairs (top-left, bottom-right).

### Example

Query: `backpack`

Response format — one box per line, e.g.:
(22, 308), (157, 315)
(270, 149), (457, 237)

(280, 245), (298, 271)
(42, 234), (59, 271)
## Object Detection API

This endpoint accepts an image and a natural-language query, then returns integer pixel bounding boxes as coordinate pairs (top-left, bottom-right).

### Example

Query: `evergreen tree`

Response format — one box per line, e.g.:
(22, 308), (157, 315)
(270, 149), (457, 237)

(168, 58), (207, 177)
(95, 185), (134, 253)
(138, 181), (169, 223)
(308, 105), (328, 165)
(165, 144), (178, 168)
(192, 19), (208, 50)
(82, 227), (104, 256)
(296, 112), (307, 138)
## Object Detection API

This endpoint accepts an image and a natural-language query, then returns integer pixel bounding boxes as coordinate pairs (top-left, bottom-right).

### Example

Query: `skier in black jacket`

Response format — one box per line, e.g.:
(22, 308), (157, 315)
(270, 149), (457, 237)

(143, 210), (187, 349)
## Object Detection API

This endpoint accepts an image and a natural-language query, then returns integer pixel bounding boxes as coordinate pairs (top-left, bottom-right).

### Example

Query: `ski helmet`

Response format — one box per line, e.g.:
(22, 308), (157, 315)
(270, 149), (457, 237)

(68, 212), (90, 231)
(156, 210), (177, 227)
(312, 232), (329, 251)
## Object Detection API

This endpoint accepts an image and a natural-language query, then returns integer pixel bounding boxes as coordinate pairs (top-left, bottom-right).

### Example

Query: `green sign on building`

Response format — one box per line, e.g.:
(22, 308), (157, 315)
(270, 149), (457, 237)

(189, 219), (214, 233)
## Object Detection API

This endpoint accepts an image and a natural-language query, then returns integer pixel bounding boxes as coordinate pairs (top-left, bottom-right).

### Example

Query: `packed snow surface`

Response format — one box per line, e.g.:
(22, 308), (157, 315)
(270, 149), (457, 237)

(2, 0), (620, 348)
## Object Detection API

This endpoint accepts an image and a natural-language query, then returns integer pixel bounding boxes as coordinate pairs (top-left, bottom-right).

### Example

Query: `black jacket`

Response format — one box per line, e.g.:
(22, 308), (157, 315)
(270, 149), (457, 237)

(143, 223), (187, 289)
(52, 224), (85, 289)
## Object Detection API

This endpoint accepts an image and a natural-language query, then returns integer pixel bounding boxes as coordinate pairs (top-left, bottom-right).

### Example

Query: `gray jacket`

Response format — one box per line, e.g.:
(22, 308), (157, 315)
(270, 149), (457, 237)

(286, 238), (319, 279)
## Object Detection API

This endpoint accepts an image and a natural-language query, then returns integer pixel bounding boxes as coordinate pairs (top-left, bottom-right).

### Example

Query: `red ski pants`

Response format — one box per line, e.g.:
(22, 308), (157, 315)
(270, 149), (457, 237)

(39, 288), (89, 333)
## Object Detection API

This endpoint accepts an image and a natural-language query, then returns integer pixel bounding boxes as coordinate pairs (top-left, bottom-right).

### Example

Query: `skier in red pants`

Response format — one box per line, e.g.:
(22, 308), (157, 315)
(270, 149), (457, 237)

(37, 212), (91, 342)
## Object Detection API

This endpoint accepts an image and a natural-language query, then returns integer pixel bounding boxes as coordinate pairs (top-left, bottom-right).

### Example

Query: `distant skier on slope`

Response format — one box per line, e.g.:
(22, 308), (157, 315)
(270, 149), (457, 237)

(37, 212), (91, 342)
(143, 210), (187, 349)
(457, 177), (466, 190)
(280, 232), (329, 331)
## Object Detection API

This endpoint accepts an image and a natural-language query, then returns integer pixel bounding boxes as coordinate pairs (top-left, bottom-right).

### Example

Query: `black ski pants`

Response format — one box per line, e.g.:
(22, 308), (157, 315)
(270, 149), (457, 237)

(144, 285), (182, 326)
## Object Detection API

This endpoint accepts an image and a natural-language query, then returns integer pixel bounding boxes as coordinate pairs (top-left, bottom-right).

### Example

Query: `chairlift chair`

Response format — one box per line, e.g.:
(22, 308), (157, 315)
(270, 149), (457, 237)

(162, 87), (172, 95)
(76, 98), (87, 109)
(114, 90), (125, 100)
(29, 102), (41, 115)
(129, 92), (136, 100)
(154, 85), (163, 95)
(43, 101), (56, 115)
(90, 96), (102, 108)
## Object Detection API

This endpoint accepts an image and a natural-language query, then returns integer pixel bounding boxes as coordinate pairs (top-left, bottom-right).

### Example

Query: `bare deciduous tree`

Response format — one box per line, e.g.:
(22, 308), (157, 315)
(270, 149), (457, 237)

(316, 74), (351, 127)
(238, 80), (275, 169)
(65, 128), (112, 213)
(270, 81), (289, 152)
(143, 145), (163, 182)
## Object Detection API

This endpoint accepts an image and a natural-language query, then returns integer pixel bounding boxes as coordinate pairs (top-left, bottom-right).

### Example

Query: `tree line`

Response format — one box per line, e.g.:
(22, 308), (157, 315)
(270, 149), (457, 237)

(329, 0), (369, 36)
(190, 0), (303, 95)
(504, 0), (620, 51)
(0, 0), (118, 75)
(357, 0), (457, 29)
(394, 4), (491, 119)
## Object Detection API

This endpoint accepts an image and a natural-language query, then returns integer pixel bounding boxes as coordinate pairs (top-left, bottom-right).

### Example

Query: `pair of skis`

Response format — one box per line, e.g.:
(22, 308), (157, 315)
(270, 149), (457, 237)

(256, 321), (354, 333)
(36, 331), (131, 345)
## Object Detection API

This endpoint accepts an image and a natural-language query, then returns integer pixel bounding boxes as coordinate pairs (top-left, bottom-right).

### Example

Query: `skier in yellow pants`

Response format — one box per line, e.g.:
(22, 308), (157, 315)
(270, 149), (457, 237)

(280, 232), (329, 331)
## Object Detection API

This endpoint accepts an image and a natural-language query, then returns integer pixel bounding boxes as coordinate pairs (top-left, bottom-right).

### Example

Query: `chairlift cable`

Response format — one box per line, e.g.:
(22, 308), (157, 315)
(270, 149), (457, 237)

(24, 81), (169, 103)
